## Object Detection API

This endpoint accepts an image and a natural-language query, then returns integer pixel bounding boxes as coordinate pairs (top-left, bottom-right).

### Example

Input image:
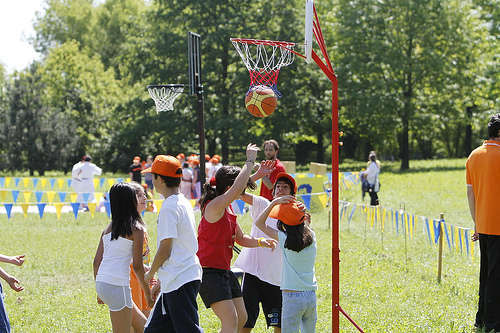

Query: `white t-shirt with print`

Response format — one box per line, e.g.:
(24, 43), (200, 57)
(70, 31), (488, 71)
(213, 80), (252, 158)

(233, 194), (282, 286)
(157, 193), (202, 293)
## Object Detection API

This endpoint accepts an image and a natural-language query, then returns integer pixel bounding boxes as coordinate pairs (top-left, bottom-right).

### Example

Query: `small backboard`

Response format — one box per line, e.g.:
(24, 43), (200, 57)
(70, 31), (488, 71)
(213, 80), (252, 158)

(305, 0), (314, 63)
(188, 31), (201, 95)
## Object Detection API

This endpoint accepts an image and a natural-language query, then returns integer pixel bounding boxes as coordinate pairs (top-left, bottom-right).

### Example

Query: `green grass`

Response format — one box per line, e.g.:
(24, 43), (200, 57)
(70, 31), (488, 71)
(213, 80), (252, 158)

(0, 158), (481, 332)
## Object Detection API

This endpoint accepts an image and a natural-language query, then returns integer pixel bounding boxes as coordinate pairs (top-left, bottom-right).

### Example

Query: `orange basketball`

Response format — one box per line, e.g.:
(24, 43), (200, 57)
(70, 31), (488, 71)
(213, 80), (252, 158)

(245, 85), (277, 118)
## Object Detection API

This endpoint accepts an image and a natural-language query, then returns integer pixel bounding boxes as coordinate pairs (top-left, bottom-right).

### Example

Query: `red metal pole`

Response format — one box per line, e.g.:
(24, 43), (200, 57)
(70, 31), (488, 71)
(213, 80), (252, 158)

(332, 77), (340, 332)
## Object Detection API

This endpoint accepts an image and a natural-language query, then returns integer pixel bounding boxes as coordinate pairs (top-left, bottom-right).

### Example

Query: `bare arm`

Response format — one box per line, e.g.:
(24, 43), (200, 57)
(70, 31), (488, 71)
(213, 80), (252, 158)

(239, 193), (254, 205)
(261, 175), (273, 190)
(92, 233), (104, 280)
(234, 224), (277, 249)
(145, 238), (173, 282)
(132, 227), (152, 305)
(467, 186), (478, 241)
(0, 254), (25, 266)
(0, 267), (23, 292)
(254, 195), (295, 240)
(205, 144), (259, 222)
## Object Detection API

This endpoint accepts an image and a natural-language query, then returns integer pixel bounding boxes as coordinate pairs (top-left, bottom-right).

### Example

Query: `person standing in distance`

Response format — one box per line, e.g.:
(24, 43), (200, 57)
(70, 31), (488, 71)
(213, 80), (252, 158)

(259, 140), (286, 201)
(72, 155), (102, 210)
(141, 155), (203, 333)
(129, 156), (143, 184)
(466, 113), (500, 332)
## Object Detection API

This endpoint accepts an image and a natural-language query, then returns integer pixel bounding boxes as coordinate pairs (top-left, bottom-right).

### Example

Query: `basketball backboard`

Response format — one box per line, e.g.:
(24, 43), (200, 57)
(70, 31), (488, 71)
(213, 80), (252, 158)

(305, 0), (314, 63)
(188, 31), (201, 95)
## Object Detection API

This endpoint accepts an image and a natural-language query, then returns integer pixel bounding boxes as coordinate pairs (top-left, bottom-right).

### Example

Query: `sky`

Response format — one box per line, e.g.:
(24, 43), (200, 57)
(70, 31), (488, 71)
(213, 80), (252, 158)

(0, 0), (45, 73)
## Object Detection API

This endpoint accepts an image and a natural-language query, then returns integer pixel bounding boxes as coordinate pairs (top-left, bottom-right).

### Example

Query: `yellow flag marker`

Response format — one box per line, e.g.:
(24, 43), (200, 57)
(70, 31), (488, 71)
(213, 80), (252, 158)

(318, 194), (328, 208)
(88, 202), (97, 217)
(5, 177), (11, 187)
(95, 192), (103, 204)
(54, 202), (63, 219)
(190, 199), (196, 208)
(0, 190), (6, 202)
(41, 178), (47, 188)
(23, 191), (32, 203)
(47, 191), (56, 203)
(70, 193), (78, 203)
(23, 178), (30, 188)
(107, 179), (115, 187)
(154, 199), (163, 213)
(57, 178), (64, 189)
(93, 178), (99, 189)
(20, 203), (29, 217)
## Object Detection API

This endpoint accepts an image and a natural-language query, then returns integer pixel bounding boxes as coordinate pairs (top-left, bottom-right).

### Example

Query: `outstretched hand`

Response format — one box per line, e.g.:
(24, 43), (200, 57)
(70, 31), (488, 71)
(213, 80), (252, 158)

(7, 276), (24, 292)
(260, 238), (278, 250)
(246, 143), (260, 162)
(10, 255), (25, 266)
(254, 160), (275, 178)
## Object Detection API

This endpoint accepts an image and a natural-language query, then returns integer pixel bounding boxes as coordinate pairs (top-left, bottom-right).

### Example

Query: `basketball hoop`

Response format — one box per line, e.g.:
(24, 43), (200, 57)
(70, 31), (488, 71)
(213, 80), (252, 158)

(147, 84), (184, 112)
(231, 38), (302, 98)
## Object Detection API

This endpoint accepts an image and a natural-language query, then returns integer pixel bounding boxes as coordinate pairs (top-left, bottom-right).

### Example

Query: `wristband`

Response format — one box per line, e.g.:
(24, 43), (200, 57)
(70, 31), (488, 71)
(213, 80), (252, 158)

(257, 237), (266, 247)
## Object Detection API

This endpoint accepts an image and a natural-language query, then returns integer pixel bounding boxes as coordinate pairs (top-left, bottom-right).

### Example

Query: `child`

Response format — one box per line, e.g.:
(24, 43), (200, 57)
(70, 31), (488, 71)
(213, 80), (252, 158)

(141, 155), (203, 333)
(255, 197), (317, 332)
(128, 182), (155, 318)
(93, 183), (153, 333)
(197, 143), (277, 333)
(0, 254), (25, 333)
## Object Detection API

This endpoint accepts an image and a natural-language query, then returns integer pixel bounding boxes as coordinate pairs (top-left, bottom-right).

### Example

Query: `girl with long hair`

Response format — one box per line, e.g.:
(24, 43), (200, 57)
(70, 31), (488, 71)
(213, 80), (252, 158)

(197, 143), (277, 333)
(93, 183), (153, 333)
(254, 196), (317, 332)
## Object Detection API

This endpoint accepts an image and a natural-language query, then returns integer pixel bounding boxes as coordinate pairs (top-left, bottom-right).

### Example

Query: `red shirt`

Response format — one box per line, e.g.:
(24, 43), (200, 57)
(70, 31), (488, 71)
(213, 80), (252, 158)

(197, 206), (237, 270)
(259, 159), (286, 200)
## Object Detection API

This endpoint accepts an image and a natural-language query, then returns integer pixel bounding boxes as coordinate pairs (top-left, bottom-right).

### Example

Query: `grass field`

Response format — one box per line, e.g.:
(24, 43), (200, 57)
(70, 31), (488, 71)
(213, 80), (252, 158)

(0, 159), (481, 332)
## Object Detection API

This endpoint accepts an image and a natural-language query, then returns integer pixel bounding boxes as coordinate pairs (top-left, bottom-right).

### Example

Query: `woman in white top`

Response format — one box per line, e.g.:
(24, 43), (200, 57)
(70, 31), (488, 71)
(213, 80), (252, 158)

(93, 183), (153, 333)
(361, 151), (381, 206)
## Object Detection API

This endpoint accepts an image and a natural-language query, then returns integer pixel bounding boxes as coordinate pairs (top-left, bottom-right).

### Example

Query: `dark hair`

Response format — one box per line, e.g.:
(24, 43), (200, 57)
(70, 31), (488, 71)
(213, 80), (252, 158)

(368, 151), (376, 162)
(153, 173), (181, 188)
(488, 114), (500, 138)
(263, 139), (279, 151)
(273, 177), (296, 196)
(199, 165), (256, 211)
(83, 155), (91, 161)
(277, 221), (313, 252)
(109, 183), (143, 240)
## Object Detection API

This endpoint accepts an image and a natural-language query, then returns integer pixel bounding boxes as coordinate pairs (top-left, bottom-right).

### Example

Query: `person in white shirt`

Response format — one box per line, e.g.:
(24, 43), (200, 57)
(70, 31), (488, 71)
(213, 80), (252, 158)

(360, 151), (381, 206)
(234, 169), (300, 333)
(142, 155), (203, 333)
(72, 155), (102, 209)
(180, 162), (193, 199)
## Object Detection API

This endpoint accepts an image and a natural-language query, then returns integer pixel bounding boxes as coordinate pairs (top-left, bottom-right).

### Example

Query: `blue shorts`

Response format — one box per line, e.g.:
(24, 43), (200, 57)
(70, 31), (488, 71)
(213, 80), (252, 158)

(0, 282), (11, 333)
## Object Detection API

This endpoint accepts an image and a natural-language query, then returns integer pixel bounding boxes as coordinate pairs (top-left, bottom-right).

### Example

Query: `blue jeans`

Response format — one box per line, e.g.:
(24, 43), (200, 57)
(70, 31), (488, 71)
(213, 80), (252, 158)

(0, 282), (10, 333)
(282, 290), (317, 333)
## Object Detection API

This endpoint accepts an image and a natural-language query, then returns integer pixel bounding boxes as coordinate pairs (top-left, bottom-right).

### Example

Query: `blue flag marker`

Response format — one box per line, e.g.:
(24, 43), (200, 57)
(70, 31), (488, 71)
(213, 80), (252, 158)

(49, 178), (56, 188)
(104, 202), (111, 218)
(4, 204), (13, 219)
(11, 190), (19, 203)
(99, 178), (106, 188)
(37, 203), (46, 218)
(67, 179), (72, 188)
(0, 177), (5, 187)
(117, 178), (124, 183)
(443, 222), (451, 249)
(235, 199), (245, 215)
(58, 192), (67, 203)
(14, 178), (20, 187)
(35, 191), (44, 203)
(32, 178), (39, 188)
(82, 193), (90, 203)
(425, 219), (432, 244)
(71, 203), (80, 219)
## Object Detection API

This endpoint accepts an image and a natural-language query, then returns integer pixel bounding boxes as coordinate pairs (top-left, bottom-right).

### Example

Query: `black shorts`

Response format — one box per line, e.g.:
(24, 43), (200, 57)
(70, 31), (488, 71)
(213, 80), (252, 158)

(242, 273), (282, 328)
(199, 268), (242, 308)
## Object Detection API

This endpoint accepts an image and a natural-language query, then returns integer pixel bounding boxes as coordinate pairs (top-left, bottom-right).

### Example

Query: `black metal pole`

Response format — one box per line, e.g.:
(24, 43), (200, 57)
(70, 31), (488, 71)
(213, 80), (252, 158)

(197, 85), (206, 185)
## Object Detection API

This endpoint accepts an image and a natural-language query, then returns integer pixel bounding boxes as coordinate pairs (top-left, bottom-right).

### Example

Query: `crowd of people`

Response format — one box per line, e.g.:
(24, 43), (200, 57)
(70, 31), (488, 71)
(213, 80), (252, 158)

(88, 140), (319, 333)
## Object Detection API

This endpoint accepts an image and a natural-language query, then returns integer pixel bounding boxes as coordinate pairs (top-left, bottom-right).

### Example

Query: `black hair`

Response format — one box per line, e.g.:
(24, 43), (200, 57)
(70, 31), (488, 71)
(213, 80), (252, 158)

(109, 183), (143, 240)
(199, 165), (256, 212)
(369, 151), (377, 162)
(272, 177), (296, 196)
(488, 113), (500, 138)
(153, 173), (181, 188)
(83, 155), (91, 161)
(277, 221), (314, 252)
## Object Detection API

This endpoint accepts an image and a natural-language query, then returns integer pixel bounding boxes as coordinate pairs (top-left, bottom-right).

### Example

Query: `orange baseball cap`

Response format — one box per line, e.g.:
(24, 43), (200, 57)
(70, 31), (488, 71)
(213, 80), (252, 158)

(205, 154), (210, 161)
(269, 202), (305, 226)
(141, 155), (182, 178)
(274, 172), (297, 192)
(176, 153), (185, 160)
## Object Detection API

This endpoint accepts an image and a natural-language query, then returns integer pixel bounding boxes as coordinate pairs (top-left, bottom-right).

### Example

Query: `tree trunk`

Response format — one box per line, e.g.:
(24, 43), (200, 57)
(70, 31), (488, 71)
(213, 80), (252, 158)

(464, 105), (474, 156)
(400, 110), (410, 170)
(221, 42), (230, 163)
(316, 131), (324, 163)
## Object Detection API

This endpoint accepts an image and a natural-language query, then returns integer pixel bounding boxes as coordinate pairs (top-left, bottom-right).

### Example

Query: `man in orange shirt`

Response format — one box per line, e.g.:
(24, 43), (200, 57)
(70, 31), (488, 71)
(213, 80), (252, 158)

(466, 113), (500, 332)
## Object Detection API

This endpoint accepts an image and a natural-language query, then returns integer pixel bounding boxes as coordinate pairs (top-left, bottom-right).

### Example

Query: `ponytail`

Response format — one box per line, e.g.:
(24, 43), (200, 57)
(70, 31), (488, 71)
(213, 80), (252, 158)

(199, 182), (217, 212)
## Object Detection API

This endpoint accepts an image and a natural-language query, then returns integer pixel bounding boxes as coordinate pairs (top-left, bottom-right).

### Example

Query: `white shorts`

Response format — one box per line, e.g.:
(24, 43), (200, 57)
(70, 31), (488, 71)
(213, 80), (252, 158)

(96, 281), (133, 311)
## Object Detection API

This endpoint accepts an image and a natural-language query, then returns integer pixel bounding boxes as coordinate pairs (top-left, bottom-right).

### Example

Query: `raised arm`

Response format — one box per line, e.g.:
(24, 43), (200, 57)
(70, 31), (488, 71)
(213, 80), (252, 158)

(234, 224), (277, 249)
(254, 195), (294, 240)
(204, 144), (259, 222)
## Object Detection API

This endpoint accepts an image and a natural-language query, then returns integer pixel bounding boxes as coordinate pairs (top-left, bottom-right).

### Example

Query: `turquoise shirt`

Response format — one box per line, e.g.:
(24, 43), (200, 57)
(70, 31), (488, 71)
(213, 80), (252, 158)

(278, 229), (317, 291)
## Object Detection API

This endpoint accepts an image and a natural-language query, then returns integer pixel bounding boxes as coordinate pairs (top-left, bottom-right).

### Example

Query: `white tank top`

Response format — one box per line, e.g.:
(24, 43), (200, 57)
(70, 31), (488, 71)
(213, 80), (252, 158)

(96, 233), (133, 286)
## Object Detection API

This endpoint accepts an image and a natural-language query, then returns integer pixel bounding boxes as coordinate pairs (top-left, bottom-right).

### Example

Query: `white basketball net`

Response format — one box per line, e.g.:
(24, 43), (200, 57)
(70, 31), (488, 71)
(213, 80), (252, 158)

(147, 85), (184, 112)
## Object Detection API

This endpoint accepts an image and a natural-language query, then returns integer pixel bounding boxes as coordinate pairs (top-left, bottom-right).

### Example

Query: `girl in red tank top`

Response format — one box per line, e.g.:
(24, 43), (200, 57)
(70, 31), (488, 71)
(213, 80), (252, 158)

(197, 144), (277, 333)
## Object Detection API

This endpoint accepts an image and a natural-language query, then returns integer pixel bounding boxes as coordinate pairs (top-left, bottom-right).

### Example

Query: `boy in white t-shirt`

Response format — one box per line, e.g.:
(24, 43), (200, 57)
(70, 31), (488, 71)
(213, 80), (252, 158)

(234, 170), (298, 333)
(142, 155), (203, 333)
